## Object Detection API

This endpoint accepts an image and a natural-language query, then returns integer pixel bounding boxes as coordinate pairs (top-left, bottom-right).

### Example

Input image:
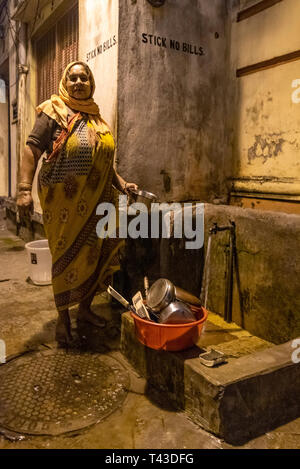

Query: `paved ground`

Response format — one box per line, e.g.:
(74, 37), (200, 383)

(0, 210), (299, 450)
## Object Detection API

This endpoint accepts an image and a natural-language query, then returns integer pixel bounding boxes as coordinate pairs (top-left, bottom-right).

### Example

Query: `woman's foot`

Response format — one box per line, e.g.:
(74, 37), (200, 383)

(77, 307), (107, 328)
(55, 318), (73, 345)
(55, 309), (73, 345)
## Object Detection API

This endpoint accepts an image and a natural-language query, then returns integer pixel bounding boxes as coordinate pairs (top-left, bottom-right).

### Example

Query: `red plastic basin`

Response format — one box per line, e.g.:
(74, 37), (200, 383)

(131, 305), (208, 352)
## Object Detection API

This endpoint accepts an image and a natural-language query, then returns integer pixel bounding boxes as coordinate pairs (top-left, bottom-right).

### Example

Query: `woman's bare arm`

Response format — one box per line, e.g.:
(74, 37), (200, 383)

(112, 168), (126, 193)
(17, 144), (42, 214)
(20, 144), (42, 184)
(112, 168), (138, 194)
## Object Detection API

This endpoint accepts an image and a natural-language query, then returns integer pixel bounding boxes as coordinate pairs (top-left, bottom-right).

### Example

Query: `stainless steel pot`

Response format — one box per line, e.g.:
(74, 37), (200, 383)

(146, 278), (175, 312)
(146, 278), (201, 312)
(128, 189), (157, 210)
(159, 300), (196, 324)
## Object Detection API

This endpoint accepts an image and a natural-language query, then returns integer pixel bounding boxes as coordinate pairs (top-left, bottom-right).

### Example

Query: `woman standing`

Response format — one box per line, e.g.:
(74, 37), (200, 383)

(17, 61), (137, 344)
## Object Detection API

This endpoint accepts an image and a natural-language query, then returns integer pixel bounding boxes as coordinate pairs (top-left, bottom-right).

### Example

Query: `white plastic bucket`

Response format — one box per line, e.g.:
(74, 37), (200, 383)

(25, 239), (52, 285)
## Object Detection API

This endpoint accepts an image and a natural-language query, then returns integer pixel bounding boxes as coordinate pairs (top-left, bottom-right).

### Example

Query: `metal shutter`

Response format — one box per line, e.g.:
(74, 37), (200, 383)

(36, 3), (79, 104)
(57, 5), (79, 81)
(36, 26), (56, 104)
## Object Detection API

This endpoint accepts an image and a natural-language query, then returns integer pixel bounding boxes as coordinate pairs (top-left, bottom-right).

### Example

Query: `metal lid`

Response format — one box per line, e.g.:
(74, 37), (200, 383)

(147, 278), (175, 310)
(129, 189), (157, 200)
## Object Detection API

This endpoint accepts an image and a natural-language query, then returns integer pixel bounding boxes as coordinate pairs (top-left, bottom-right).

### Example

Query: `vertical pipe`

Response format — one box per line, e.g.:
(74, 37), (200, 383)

(224, 222), (235, 323)
(224, 240), (229, 322)
(200, 232), (213, 309)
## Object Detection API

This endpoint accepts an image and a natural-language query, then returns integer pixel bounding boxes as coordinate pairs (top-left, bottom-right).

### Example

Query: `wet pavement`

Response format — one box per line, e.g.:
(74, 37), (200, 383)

(0, 209), (300, 449)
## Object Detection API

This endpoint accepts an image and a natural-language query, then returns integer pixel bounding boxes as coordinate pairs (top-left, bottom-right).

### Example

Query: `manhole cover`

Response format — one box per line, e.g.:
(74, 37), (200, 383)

(0, 350), (129, 436)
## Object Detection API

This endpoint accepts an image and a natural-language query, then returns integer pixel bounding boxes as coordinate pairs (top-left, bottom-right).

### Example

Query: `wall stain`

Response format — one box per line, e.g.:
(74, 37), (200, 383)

(248, 134), (286, 164)
(240, 288), (251, 315)
(246, 99), (264, 125)
(160, 170), (171, 193)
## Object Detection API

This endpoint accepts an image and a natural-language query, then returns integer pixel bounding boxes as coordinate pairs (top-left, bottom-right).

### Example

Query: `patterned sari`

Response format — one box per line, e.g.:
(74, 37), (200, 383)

(38, 112), (123, 311)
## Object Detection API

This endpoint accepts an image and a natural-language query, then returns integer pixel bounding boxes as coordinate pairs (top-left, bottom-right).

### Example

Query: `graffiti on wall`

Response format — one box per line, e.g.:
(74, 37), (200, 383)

(142, 33), (205, 56)
(86, 36), (117, 62)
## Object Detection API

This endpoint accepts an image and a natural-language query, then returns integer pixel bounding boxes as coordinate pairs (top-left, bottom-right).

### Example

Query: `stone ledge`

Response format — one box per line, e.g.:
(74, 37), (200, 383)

(121, 312), (300, 444)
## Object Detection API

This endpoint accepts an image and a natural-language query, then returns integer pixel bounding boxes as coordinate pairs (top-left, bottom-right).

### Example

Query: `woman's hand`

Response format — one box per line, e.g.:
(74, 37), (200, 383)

(16, 190), (34, 218)
(16, 143), (40, 219)
(112, 169), (138, 195)
(124, 182), (138, 196)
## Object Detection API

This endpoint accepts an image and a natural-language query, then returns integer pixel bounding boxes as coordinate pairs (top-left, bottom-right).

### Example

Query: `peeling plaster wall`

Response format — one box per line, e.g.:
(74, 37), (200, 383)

(117, 0), (232, 203)
(234, 62), (300, 195)
(231, 0), (300, 198)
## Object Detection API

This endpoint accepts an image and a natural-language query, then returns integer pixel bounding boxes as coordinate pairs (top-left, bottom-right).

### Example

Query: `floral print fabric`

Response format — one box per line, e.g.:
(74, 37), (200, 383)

(38, 115), (122, 311)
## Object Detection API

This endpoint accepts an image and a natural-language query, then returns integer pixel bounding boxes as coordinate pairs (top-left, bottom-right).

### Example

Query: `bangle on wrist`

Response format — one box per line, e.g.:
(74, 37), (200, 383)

(123, 182), (128, 192)
(18, 189), (31, 194)
(18, 182), (32, 191)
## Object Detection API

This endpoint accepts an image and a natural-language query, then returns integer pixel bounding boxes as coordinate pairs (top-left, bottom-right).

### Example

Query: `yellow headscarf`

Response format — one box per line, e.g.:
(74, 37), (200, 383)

(36, 61), (110, 134)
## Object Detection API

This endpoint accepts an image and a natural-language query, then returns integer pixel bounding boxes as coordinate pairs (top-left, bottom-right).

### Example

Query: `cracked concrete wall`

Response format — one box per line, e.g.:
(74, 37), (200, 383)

(230, 0), (300, 199)
(117, 0), (232, 203)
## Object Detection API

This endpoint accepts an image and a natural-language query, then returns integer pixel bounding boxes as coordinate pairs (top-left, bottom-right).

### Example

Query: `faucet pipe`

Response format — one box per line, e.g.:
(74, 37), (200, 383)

(207, 221), (236, 323)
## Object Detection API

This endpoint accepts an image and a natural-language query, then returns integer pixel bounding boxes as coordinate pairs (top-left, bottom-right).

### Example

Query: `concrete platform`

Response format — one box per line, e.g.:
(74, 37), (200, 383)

(121, 311), (300, 444)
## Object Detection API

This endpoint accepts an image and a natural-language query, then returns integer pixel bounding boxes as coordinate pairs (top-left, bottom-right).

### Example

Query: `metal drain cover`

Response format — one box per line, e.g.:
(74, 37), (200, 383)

(0, 350), (129, 436)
